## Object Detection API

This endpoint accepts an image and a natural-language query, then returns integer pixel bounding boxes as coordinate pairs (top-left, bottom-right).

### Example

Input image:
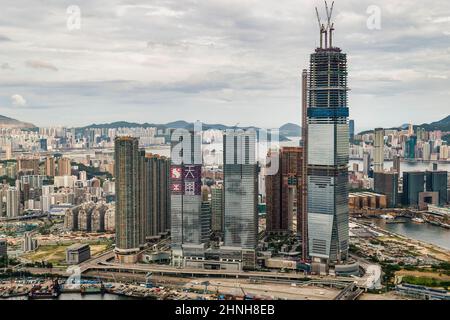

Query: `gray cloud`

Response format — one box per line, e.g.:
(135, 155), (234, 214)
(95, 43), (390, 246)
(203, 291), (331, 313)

(25, 60), (58, 71)
(0, 34), (11, 41)
(1, 63), (13, 70)
(0, 0), (448, 131)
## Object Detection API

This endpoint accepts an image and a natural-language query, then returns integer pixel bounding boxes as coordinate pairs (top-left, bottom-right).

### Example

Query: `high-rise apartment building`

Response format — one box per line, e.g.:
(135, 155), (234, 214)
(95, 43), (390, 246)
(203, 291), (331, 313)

(45, 156), (56, 177)
(142, 154), (171, 239)
(266, 147), (303, 234)
(114, 143), (171, 257)
(17, 157), (39, 175)
(114, 137), (142, 263)
(306, 7), (349, 267)
(3, 142), (12, 160)
(373, 128), (384, 173)
(393, 155), (401, 174)
(211, 185), (224, 233)
(422, 142), (431, 161)
(440, 144), (449, 160)
(6, 188), (20, 218)
(57, 157), (72, 176)
(408, 123), (414, 136)
(200, 201), (212, 243)
(363, 151), (371, 176)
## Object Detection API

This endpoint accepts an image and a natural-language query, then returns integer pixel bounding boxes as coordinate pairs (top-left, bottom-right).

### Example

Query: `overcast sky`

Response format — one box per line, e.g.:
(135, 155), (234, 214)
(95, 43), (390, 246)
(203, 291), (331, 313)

(0, 0), (449, 131)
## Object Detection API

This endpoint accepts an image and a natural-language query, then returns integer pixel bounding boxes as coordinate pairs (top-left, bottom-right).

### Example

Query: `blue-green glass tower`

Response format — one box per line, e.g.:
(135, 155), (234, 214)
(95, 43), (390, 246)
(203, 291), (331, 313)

(307, 6), (349, 265)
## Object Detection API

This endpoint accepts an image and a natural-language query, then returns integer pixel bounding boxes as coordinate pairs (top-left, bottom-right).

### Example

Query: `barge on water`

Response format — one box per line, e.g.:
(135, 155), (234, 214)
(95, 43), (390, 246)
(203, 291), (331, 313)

(28, 280), (60, 300)
(81, 285), (105, 295)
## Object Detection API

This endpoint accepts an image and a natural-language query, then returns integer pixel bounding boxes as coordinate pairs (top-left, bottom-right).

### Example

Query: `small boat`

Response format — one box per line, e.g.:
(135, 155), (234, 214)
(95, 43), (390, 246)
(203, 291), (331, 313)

(80, 285), (105, 295)
(411, 217), (425, 223)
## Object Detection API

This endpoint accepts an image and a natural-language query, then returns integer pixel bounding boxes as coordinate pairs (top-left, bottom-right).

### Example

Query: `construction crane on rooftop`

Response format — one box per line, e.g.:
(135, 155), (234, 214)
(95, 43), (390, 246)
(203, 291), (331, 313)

(315, 7), (326, 48)
(316, 1), (335, 49)
(325, 1), (335, 48)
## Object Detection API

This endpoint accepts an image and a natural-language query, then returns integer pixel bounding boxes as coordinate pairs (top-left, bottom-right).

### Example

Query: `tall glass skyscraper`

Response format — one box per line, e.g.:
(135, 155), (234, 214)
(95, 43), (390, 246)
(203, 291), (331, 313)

(222, 130), (259, 270)
(170, 130), (205, 265)
(349, 119), (355, 142)
(406, 135), (417, 159)
(223, 130), (258, 250)
(306, 15), (349, 265)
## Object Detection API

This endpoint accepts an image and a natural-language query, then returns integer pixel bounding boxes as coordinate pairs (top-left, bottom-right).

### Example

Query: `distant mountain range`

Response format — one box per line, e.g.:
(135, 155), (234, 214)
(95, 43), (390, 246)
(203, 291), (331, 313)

(0, 115), (35, 129)
(82, 121), (303, 141)
(279, 123), (302, 137)
(83, 120), (301, 132)
(358, 115), (450, 135)
(416, 115), (450, 132)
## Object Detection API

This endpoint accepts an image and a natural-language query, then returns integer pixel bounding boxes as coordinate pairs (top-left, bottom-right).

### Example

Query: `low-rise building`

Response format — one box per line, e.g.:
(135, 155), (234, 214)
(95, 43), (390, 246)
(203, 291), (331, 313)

(349, 192), (387, 210)
(23, 232), (38, 252)
(396, 284), (450, 300)
(66, 243), (91, 265)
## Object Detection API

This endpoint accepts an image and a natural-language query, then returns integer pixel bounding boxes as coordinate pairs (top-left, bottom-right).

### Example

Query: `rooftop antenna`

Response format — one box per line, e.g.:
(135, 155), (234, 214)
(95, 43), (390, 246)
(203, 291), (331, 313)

(325, 1), (335, 48)
(315, 7), (326, 48)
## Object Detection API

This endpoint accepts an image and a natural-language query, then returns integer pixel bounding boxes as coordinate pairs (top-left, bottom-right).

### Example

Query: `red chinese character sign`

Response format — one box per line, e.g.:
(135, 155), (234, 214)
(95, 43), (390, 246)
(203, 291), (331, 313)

(170, 167), (182, 179)
(171, 183), (183, 194)
(183, 165), (201, 196)
(170, 165), (201, 196)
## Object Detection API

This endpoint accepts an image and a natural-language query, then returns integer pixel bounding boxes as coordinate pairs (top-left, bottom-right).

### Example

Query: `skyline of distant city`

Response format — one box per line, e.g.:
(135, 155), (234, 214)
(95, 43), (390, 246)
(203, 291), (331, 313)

(1, 113), (449, 135)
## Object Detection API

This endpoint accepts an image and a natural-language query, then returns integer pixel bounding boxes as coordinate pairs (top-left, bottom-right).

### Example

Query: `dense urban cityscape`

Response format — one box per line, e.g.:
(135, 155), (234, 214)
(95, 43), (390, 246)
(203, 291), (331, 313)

(0, 1), (449, 307)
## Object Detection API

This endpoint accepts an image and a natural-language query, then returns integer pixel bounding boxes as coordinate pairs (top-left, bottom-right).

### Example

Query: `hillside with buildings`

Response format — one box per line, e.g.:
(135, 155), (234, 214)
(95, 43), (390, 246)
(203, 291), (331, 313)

(0, 115), (35, 129)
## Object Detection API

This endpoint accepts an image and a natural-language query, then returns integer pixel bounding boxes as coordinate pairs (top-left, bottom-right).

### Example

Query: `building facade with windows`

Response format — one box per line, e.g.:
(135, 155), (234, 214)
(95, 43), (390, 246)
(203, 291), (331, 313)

(306, 22), (350, 267)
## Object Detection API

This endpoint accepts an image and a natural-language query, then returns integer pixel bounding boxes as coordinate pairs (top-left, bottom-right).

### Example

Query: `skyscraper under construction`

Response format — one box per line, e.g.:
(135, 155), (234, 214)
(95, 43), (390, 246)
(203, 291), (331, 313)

(306, 2), (349, 268)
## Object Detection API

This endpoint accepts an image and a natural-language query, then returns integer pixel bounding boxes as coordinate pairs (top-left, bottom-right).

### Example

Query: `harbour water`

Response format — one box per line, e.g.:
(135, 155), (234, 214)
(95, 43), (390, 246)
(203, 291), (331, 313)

(4, 293), (134, 300)
(350, 158), (450, 250)
(371, 218), (450, 251)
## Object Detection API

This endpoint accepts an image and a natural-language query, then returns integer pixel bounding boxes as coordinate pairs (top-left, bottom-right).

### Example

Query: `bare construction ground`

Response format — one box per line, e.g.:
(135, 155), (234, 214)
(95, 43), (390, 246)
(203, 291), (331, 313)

(359, 292), (411, 300)
(184, 278), (340, 300)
